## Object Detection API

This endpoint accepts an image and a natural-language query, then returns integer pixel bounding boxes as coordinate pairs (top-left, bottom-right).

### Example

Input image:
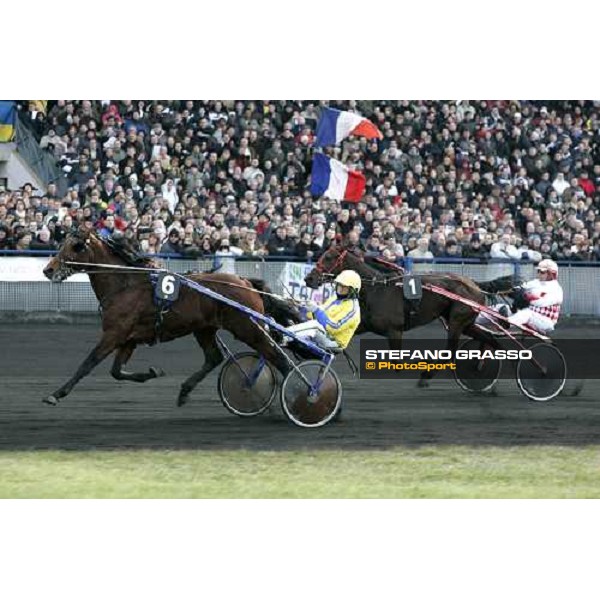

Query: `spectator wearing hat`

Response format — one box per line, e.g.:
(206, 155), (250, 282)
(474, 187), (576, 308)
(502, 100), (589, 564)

(443, 239), (462, 258)
(463, 234), (487, 259)
(160, 228), (183, 255)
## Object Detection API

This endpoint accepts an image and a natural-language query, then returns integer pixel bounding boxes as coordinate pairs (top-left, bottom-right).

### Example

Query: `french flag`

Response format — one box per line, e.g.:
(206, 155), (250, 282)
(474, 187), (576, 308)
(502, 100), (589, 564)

(310, 153), (366, 203)
(316, 107), (383, 147)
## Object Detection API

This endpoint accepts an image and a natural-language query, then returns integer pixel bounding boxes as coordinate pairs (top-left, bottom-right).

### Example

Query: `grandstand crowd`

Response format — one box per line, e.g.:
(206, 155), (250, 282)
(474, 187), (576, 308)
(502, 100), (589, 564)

(1, 100), (600, 262)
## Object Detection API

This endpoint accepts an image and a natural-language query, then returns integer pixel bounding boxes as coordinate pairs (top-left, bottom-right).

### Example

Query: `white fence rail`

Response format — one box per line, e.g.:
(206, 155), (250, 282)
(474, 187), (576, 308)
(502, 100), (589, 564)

(0, 257), (598, 316)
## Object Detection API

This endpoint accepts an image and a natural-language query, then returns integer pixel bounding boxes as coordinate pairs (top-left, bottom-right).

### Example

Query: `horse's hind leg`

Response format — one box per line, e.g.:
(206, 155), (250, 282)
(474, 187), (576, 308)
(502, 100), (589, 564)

(177, 328), (224, 407)
(417, 311), (467, 388)
(43, 335), (117, 405)
(110, 342), (166, 383)
(388, 329), (403, 351)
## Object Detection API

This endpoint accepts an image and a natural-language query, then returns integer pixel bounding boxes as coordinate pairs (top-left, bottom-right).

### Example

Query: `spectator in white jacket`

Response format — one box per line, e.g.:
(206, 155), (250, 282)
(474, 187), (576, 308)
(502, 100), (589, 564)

(552, 173), (570, 197)
(490, 234), (520, 260)
(515, 241), (542, 262)
(161, 178), (179, 214)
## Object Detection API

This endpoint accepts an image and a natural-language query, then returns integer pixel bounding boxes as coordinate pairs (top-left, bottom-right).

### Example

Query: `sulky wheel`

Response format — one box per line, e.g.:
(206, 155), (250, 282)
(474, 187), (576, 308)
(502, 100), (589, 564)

(454, 339), (502, 394)
(218, 352), (277, 417)
(280, 360), (342, 428)
(516, 342), (567, 402)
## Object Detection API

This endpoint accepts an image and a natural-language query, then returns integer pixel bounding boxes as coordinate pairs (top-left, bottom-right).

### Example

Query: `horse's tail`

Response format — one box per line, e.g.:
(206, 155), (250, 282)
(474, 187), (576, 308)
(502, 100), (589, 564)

(247, 278), (301, 326)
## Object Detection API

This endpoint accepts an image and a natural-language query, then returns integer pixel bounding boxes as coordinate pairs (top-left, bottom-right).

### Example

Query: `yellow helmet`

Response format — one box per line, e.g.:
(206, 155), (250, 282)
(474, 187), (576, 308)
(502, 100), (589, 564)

(334, 270), (362, 291)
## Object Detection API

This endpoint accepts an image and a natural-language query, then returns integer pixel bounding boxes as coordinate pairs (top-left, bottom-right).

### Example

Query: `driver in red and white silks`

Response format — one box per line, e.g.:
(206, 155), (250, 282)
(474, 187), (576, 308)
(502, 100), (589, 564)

(508, 259), (563, 334)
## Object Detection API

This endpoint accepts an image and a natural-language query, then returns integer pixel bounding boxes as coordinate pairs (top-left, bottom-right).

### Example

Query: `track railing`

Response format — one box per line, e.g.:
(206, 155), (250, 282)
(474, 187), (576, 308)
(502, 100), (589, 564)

(0, 255), (598, 315)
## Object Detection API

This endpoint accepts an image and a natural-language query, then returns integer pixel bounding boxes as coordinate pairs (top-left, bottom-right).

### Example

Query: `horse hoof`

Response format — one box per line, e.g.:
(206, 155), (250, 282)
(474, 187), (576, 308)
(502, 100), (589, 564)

(417, 380), (430, 388)
(177, 393), (189, 407)
(43, 395), (59, 406)
(150, 367), (166, 378)
(571, 383), (584, 397)
(560, 382), (584, 397)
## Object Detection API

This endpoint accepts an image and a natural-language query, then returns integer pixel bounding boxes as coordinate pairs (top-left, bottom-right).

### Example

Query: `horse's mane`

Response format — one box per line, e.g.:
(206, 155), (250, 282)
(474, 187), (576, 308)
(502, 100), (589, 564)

(351, 250), (483, 296)
(363, 255), (403, 274)
(343, 250), (391, 279)
(101, 234), (153, 267)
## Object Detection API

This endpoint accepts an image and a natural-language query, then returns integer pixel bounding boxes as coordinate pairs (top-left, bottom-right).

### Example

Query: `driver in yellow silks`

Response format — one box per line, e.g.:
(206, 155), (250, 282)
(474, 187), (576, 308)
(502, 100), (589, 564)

(287, 270), (362, 350)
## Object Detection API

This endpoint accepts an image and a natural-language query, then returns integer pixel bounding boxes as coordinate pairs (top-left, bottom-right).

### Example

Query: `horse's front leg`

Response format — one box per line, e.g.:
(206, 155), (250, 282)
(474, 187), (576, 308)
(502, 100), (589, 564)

(110, 342), (165, 383)
(43, 334), (117, 405)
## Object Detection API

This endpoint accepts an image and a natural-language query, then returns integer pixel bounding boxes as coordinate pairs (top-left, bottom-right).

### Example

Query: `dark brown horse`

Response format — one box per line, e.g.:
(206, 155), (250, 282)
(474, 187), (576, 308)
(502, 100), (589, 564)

(42, 229), (294, 406)
(304, 245), (496, 385)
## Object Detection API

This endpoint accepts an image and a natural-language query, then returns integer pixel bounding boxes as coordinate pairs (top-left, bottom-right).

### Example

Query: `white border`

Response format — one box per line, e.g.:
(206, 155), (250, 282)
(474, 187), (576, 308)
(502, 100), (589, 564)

(1, 501), (599, 600)
(4, 0), (600, 99)
(3, 0), (600, 597)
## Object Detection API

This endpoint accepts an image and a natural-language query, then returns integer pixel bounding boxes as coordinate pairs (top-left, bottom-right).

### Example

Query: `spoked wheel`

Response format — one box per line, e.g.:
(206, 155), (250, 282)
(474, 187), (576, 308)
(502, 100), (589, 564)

(454, 339), (502, 394)
(218, 352), (277, 417)
(516, 342), (567, 402)
(280, 360), (342, 428)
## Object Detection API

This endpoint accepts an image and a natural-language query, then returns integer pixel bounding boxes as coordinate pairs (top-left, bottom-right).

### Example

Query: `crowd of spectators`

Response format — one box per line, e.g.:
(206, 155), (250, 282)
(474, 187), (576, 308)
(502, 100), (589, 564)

(1, 99), (600, 263)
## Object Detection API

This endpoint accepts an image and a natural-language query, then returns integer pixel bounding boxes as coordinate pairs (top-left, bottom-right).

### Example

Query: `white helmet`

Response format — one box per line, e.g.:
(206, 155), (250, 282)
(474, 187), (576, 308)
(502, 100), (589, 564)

(537, 259), (558, 279)
(334, 270), (362, 291)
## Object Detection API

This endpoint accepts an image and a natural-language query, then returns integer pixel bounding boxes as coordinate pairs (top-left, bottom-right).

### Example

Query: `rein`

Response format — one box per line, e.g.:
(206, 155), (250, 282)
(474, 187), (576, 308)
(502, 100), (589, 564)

(63, 261), (294, 303)
(64, 261), (167, 273)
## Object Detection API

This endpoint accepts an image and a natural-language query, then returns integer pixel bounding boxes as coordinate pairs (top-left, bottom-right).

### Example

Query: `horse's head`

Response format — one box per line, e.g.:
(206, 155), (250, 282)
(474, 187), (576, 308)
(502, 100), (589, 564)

(43, 227), (101, 282)
(305, 245), (352, 289)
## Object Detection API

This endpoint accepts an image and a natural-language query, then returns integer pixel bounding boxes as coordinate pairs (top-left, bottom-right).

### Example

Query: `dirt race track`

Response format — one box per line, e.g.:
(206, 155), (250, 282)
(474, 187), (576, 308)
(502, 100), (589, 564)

(1, 321), (599, 450)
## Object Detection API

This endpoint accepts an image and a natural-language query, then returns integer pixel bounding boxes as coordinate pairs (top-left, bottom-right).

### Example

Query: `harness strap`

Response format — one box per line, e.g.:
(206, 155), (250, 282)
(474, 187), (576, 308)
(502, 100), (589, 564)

(342, 349), (359, 378)
(153, 300), (171, 345)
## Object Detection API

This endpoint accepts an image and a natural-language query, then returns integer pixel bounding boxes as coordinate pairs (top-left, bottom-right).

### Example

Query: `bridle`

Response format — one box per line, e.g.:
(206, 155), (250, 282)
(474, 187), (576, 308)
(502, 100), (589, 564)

(52, 234), (96, 281)
(312, 247), (404, 287)
(314, 248), (349, 278)
(53, 232), (153, 312)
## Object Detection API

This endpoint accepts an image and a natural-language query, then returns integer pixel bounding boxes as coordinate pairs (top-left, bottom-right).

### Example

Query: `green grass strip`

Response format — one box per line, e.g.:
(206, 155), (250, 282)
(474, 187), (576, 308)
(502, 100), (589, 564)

(1, 446), (599, 498)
